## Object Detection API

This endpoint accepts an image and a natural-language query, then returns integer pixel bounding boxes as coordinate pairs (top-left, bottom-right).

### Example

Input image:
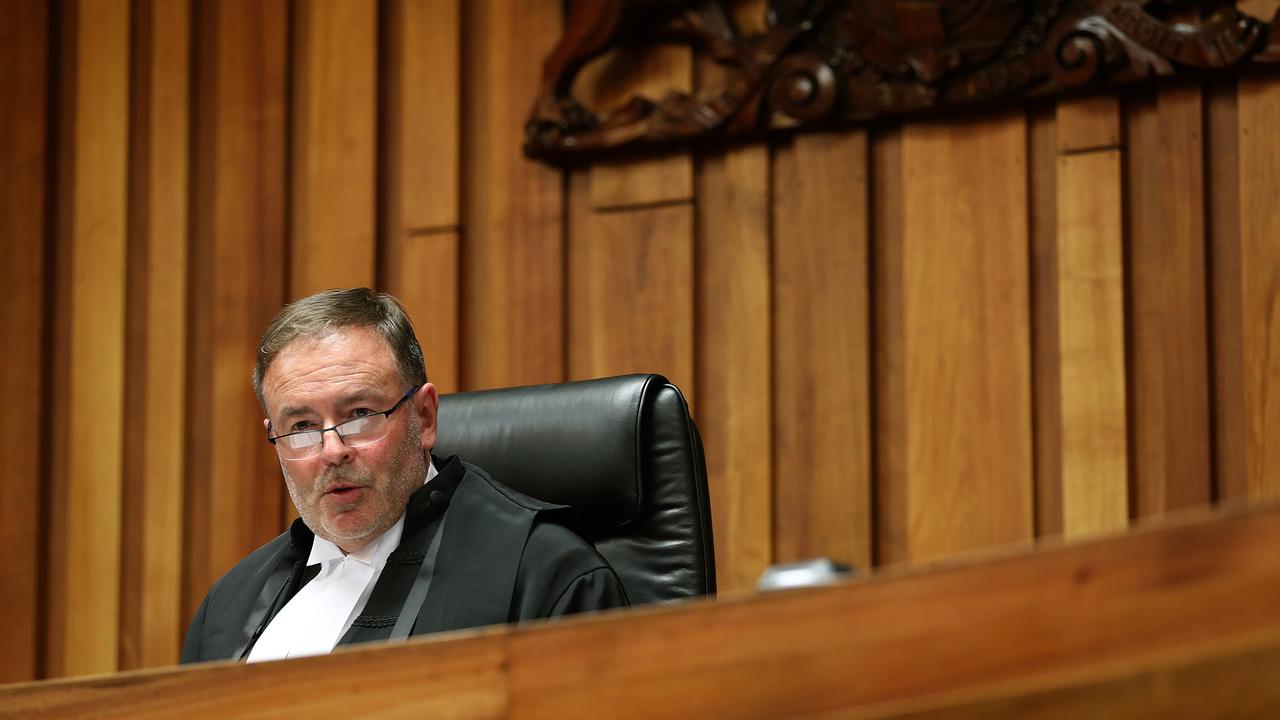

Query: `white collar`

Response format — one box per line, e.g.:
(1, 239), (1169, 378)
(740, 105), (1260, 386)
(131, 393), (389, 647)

(305, 458), (438, 567)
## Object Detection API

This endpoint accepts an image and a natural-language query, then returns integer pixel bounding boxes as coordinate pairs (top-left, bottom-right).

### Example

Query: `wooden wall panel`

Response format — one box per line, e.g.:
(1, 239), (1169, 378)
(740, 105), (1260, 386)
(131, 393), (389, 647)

(1208, 80), (1247, 503)
(873, 126), (908, 565)
(290, 0), (377, 297)
(1028, 106), (1062, 538)
(773, 131), (873, 571)
(1056, 152), (1128, 537)
(696, 144), (772, 592)
(184, 0), (288, 624)
(1232, 0), (1280, 500)
(1054, 99), (1128, 539)
(381, 0), (460, 393)
(120, 0), (190, 671)
(568, 171), (695, 392)
(0, 0), (49, 685)
(1126, 85), (1212, 517)
(460, 0), (565, 389)
(893, 116), (1034, 561)
(47, 0), (130, 678)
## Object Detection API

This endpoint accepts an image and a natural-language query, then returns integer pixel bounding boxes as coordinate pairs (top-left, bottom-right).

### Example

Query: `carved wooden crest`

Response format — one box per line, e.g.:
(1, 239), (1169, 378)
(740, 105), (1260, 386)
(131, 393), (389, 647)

(524, 0), (1280, 161)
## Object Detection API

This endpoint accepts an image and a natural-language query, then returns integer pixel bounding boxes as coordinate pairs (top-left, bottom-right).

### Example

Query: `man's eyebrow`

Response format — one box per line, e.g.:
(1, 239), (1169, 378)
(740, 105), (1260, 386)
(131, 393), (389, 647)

(277, 389), (384, 421)
(338, 388), (384, 406)
(277, 404), (315, 421)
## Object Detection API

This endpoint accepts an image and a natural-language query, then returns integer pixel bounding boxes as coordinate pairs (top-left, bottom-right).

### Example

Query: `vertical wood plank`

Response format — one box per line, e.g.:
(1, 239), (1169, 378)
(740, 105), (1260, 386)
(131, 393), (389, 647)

(1053, 96), (1128, 539)
(696, 144), (772, 592)
(898, 115), (1034, 561)
(120, 0), (190, 671)
(772, 131), (873, 571)
(1055, 96), (1120, 151)
(567, 171), (695, 393)
(381, 0), (460, 393)
(1233, 0), (1280, 499)
(460, 0), (565, 389)
(0, 0), (49, 684)
(1207, 79), (1247, 501)
(383, 231), (461, 392)
(185, 0), (288, 625)
(1126, 85), (1212, 518)
(873, 126), (908, 565)
(1028, 105), (1062, 538)
(290, 0), (377, 297)
(47, 0), (130, 678)
(689, 18), (769, 590)
(1056, 148), (1128, 538)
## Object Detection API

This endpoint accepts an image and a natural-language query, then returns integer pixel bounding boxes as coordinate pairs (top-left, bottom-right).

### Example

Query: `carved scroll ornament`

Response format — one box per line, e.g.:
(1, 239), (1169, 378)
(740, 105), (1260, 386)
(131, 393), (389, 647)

(524, 0), (1280, 162)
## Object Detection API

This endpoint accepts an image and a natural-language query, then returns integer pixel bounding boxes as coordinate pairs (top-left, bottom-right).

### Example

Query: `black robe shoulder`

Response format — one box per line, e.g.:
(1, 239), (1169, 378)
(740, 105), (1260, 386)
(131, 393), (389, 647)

(181, 456), (628, 663)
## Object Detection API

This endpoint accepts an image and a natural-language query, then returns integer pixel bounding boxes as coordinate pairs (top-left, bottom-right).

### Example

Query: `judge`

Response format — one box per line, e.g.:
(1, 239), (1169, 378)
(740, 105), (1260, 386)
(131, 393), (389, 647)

(181, 288), (628, 663)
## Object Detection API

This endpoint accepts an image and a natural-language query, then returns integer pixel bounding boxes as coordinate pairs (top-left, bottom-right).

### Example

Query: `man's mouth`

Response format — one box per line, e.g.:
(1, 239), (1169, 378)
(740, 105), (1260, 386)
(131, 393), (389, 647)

(324, 483), (363, 499)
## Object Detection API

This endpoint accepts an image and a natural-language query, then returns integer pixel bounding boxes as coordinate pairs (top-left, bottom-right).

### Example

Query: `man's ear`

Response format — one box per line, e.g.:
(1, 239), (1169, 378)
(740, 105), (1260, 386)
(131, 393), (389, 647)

(263, 417), (271, 433)
(415, 383), (440, 451)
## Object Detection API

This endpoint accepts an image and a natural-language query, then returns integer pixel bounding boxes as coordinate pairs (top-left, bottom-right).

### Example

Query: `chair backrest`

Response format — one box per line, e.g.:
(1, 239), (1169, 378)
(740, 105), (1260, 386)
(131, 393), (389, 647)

(434, 373), (716, 604)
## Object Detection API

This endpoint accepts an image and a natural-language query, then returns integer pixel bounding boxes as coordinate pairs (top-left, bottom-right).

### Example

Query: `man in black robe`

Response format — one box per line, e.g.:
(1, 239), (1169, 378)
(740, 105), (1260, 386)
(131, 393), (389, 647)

(181, 288), (627, 664)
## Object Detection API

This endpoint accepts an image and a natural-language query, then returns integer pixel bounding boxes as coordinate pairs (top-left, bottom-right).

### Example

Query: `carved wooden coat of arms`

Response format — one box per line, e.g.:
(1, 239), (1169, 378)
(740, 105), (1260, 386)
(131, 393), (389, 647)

(524, 0), (1279, 161)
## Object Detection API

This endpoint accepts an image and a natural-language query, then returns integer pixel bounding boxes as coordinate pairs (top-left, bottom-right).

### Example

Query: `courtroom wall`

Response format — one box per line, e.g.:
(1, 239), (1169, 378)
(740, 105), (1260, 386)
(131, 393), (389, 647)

(1, 0), (1277, 682)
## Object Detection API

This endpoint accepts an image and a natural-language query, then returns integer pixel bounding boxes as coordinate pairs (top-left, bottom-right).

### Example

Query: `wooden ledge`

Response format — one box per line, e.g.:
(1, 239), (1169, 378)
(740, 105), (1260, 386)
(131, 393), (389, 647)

(4, 501), (1280, 719)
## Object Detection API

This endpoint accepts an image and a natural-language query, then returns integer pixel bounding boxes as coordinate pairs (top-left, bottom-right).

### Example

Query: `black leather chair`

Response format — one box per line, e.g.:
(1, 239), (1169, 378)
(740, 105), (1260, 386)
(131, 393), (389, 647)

(434, 373), (716, 604)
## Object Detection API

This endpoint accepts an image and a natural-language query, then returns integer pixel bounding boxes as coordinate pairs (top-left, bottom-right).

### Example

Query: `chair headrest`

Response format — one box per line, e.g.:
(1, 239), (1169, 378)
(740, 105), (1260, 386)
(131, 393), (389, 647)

(434, 374), (666, 532)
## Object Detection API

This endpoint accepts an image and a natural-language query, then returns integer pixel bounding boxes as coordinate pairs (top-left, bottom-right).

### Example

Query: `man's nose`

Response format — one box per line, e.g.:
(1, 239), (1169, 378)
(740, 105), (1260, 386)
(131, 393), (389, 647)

(318, 428), (353, 465)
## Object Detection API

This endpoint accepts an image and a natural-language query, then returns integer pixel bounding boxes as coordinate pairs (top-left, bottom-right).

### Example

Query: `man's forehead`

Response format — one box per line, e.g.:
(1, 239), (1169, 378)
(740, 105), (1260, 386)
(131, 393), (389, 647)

(263, 327), (399, 397)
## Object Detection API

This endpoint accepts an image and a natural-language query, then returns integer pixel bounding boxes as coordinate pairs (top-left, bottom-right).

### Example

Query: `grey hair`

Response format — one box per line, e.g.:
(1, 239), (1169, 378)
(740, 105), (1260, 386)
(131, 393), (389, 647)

(253, 288), (427, 412)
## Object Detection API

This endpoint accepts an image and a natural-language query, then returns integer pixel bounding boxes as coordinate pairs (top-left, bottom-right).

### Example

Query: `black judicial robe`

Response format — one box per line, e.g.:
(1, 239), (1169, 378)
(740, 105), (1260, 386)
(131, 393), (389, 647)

(180, 455), (629, 663)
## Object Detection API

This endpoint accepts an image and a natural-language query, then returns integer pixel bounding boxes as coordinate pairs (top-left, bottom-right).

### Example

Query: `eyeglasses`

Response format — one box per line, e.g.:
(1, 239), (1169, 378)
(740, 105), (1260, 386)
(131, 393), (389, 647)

(267, 386), (421, 461)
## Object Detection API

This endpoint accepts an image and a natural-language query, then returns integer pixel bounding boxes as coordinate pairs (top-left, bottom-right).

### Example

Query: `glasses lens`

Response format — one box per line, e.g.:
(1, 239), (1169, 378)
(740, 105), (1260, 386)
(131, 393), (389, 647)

(277, 430), (323, 458)
(335, 414), (389, 447)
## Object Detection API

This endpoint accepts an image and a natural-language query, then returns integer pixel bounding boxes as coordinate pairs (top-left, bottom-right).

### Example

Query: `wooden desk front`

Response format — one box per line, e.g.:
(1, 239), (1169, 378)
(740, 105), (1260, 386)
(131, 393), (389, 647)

(4, 503), (1279, 719)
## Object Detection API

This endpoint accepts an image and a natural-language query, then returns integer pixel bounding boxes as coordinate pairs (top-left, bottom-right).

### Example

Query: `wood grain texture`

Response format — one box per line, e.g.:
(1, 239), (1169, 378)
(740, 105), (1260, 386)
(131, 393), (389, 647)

(47, 0), (131, 678)
(384, 0), (459, 233)
(567, 170), (695, 393)
(290, 0), (377, 297)
(1028, 105), (1062, 538)
(0, 0), (49, 685)
(507, 504), (1280, 719)
(1055, 96), (1120, 152)
(0, 630), (509, 719)
(120, 0), (190, 671)
(460, 0), (565, 389)
(185, 0), (288, 626)
(696, 144), (772, 591)
(381, 0), (460, 393)
(821, 629), (1280, 719)
(1207, 79), (1247, 502)
(772, 131), (873, 570)
(897, 115), (1034, 561)
(1125, 85), (1212, 518)
(1234, 14), (1280, 500)
(873, 126), (908, 565)
(1056, 149), (1129, 539)
(384, 232), (461, 393)
(583, 42), (694, 210)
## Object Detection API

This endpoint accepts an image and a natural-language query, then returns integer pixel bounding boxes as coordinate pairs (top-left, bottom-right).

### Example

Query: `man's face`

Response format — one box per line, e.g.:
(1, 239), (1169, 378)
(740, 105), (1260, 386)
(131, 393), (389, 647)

(260, 326), (438, 553)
